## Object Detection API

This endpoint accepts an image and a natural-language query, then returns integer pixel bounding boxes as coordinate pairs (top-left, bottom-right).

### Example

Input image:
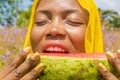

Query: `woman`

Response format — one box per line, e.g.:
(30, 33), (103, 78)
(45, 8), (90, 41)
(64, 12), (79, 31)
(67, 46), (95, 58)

(0, 0), (119, 80)
(24, 0), (104, 53)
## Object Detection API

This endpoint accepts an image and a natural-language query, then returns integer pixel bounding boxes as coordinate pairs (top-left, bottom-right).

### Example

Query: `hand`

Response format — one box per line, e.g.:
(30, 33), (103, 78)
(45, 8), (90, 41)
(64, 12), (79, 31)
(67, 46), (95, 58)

(97, 51), (120, 80)
(0, 47), (44, 80)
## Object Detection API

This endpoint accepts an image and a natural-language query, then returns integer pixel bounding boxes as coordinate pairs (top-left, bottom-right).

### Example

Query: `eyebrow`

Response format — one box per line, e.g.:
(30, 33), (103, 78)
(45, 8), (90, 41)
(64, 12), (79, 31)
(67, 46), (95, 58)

(35, 10), (52, 19)
(35, 9), (80, 20)
(35, 10), (51, 15)
(35, 9), (78, 15)
(63, 9), (78, 14)
(37, 10), (50, 14)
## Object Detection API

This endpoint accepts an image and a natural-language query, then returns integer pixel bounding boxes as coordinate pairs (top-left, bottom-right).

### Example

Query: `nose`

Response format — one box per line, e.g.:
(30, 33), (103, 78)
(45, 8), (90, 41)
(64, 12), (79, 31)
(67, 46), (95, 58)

(46, 25), (66, 40)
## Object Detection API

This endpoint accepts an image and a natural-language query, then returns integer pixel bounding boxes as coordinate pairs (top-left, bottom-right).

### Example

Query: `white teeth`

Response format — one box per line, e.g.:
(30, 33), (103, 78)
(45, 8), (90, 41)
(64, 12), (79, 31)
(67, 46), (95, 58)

(45, 47), (66, 52)
(58, 48), (61, 52)
(49, 47), (54, 51)
(54, 47), (58, 51)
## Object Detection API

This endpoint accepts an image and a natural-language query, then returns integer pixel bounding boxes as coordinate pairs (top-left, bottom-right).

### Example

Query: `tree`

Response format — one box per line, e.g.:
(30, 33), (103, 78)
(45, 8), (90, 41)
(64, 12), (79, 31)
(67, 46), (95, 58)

(99, 9), (120, 28)
(0, 0), (19, 27)
(16, 6), (32, 27)
(0, 0), (32, 27)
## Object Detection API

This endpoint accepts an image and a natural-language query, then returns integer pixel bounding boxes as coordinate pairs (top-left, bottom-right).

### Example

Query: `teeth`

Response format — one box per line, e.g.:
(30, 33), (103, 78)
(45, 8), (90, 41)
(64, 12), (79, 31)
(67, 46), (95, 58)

(54, 47), (59, 51)
(45, 47), (66, 52)
(58, 48), (61, 51)
(49, 47), (54, 51)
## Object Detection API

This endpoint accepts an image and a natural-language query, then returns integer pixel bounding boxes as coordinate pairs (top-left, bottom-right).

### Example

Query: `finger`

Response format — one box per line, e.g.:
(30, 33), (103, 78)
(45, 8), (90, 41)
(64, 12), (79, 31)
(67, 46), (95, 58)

(98, 63), (118, 80)
(3, 52), (40, 80)
(20, 63), (44, 80)
(106, 51), (120, 72)
(0, 47), (31, 79)
(117, 50), (120, 58)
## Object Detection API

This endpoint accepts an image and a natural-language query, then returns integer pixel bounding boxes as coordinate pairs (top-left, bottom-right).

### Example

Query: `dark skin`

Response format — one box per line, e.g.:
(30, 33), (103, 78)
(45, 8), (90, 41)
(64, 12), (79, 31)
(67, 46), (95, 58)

(0, 47), (44, 80)
(0, 0), (119, 80)
(97, 51), (120, 80)
(31, 0), (88, 53)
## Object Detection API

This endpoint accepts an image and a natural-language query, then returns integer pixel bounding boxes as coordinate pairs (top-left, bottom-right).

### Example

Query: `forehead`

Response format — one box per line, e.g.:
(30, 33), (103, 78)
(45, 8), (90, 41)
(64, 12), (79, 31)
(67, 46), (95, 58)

(37, 0), (83, 11)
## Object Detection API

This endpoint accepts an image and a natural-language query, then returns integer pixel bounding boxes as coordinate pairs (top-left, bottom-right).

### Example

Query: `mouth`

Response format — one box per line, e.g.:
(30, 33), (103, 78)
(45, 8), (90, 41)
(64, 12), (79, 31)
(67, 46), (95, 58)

(43, 44), (68, 53)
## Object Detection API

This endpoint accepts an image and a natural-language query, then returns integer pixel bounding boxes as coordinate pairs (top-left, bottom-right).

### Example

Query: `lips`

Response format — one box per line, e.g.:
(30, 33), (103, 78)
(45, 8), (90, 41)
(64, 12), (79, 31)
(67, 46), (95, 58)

(43, 44), (68, 53)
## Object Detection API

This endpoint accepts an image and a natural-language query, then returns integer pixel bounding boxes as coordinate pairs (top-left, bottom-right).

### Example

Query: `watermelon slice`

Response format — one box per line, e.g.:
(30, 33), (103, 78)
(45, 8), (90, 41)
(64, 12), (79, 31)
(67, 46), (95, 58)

(35, 53), (119, 80)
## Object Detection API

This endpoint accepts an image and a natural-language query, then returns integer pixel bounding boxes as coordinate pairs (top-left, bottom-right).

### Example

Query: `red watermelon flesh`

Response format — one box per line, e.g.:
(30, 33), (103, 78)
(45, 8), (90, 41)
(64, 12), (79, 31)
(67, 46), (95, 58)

(40, 53), (106, 58)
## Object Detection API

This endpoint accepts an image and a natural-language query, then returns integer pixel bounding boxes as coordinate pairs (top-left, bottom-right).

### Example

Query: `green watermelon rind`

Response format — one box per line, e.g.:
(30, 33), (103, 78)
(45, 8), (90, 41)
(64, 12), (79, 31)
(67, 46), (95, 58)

(39, 56), (119, 80)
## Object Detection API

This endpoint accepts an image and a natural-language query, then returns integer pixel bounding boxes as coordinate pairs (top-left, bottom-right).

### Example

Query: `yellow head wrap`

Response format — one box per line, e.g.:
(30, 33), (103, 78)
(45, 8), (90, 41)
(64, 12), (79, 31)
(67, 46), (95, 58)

(24, 0), (104, 53)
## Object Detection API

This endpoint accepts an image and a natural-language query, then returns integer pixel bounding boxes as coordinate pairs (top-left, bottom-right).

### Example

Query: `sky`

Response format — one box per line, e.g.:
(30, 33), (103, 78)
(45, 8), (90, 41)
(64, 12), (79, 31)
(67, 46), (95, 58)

(20, 0), (33, 10)
(22, 0), (120, 13)
(94, 0), (120, 14)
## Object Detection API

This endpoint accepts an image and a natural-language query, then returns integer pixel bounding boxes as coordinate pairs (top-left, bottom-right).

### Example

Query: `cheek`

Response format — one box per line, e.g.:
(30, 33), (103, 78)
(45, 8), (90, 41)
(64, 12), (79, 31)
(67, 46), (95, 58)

(66, 26), (86, 49)
(30, 27), (45, 48)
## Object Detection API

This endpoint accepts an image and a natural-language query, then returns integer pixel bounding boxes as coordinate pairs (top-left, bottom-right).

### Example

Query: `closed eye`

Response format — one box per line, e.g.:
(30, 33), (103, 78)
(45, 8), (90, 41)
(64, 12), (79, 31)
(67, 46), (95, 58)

(35, 21), (49, 26)
(66, 20), (83, 26)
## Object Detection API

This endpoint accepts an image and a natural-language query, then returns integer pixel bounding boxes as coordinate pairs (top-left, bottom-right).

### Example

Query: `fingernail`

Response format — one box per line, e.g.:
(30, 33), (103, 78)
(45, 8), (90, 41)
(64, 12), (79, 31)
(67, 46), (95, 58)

(106, 51), (115, 58)
(23, 46), (31, 53)
(117, 50), (120, 57)
(98, 63), (107, 71)
(31, 52), (39, 60)
(35, 63), (44, 71)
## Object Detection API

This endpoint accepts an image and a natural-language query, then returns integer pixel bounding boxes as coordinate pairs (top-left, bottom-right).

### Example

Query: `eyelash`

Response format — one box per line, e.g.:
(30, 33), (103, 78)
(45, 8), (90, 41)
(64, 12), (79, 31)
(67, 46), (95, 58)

(66, 20), (83, 26)
(35, 20), (83, 26)
(35, 21), (49, 26)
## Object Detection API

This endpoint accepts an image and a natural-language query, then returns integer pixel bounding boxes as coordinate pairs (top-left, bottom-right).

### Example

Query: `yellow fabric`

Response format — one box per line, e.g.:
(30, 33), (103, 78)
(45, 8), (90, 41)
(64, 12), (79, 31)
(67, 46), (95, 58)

(24, 0), (39, 53)
(24, 0), (104, 53)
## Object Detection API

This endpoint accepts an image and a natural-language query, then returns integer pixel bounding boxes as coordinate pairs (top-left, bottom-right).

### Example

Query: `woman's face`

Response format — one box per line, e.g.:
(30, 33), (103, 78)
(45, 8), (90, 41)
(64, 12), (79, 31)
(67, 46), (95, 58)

(31, 0), (89, 53)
